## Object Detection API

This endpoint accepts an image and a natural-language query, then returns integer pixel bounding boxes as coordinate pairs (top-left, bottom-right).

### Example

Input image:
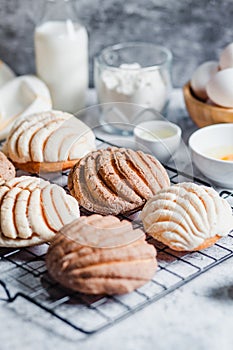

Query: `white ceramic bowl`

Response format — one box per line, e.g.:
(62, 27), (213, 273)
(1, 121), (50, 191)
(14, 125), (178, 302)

(189, 123), (233, 188)
(134, 120), (182, 163)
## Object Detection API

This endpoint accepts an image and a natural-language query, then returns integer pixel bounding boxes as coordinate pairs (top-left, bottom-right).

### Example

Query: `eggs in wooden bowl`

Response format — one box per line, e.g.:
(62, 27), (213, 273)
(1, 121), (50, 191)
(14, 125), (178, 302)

(183, 81), (233, 128)
(183, 43), (233, 127)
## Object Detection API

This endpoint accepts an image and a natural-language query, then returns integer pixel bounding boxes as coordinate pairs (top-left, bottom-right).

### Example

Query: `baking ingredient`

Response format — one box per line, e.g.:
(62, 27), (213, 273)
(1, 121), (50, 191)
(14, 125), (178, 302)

(206, 68), (233, 107)
(221, 154), (233, 161)
(35, 20), (88, 113)
(219, 43), (233, 69)
(96, 63), (169, 114)
(139, 128), (175, 141)
(190, 61), (218, 100)
(205, 145), (233, 161)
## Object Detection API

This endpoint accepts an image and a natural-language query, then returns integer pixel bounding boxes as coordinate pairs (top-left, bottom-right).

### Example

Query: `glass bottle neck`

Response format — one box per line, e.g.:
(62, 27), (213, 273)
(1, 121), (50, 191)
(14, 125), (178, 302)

(41, 0), (77, 23)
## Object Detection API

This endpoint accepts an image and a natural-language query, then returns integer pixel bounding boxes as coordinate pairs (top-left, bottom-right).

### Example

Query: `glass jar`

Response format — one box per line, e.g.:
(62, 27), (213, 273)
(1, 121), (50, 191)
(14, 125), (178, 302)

(34, 0), (88, 113)
(94, 42), (172, 135)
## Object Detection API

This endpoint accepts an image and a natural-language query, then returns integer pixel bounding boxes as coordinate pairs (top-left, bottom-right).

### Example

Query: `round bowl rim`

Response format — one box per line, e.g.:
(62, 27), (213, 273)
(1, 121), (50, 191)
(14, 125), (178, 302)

(189, 123), (233, 164)
(134, 120), (182, 144)
(95, 42), (173, 71)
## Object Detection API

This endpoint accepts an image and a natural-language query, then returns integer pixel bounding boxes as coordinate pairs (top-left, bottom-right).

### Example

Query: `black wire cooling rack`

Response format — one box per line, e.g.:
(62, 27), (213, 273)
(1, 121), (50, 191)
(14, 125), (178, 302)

(0, 136), (233, 339)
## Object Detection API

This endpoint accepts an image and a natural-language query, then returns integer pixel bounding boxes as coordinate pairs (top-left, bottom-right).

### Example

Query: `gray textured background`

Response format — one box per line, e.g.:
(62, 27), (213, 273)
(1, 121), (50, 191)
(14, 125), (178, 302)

(0, 0), (233, 87)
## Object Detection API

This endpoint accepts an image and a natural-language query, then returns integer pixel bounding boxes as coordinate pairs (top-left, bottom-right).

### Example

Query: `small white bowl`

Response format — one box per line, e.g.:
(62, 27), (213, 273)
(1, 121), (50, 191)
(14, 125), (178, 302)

(134, 120), (182, 163)
(189, 123), (233, 188)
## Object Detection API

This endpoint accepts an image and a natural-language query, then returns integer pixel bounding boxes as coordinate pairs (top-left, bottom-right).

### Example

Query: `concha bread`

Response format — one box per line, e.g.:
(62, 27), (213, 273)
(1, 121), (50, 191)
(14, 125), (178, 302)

(0, 60), (15, 88)
(0, 176), (80, 247)
(141, 182), (233, 251)
(4, 110), (96, 173)
(46, 214), (157, 295)
(68, 147), (170, 215)
(0, 151), (15, 184)
(0, 75), (52, 140)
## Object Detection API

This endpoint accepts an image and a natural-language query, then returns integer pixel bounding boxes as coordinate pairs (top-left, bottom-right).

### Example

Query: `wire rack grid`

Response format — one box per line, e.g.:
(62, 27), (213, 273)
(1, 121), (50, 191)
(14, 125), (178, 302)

(0, 136), (233, 339)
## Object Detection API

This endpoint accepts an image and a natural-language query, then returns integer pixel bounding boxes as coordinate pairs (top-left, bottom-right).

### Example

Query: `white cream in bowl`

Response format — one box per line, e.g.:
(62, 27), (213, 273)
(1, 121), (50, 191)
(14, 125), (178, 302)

(134, 120), (181, 163)
(189, 123), (233, 188)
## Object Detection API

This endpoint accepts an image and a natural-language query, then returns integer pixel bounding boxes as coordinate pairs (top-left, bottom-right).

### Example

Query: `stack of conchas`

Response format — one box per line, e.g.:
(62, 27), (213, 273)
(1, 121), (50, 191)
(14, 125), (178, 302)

(0, 103), (232, 296)
(45, 146), (171, 294)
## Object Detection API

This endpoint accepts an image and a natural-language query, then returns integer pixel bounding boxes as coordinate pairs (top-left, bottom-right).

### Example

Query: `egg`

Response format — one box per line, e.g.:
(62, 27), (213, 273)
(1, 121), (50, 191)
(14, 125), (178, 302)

(190, 61), (218, 101)
(219, 43), (233, 69)
(206, 68), (233, 108)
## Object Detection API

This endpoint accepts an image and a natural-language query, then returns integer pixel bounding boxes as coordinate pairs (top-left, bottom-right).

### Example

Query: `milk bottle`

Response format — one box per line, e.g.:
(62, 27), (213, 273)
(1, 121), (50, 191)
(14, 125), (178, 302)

(34, 0), (88, 113)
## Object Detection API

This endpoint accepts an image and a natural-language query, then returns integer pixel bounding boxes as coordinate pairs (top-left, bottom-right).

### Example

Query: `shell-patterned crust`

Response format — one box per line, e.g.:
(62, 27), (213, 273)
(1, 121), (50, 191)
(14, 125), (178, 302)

(4, 110), (96, 173)
(141, 182), (233, 251)
(0, 176), (80, 247)
(0, 151), (15, 184)
(46, 215), (157, 295)
(68, 147), (170, 215)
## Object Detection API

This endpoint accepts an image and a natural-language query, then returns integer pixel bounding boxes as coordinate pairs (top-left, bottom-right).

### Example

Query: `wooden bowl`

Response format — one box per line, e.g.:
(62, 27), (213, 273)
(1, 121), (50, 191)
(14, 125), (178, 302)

(183, 82), (233, 127)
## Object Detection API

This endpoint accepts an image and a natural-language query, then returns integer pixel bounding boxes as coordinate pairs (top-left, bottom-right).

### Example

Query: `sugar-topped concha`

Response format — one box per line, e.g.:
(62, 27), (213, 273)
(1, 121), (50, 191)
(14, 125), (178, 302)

(4, 110), (96, 173)
(0, 151), (15, 185)
(46, 215), (157, 295)
(0, 176), (80, 247)
(68, 147), (170, 215)
(141, 182), (233, 251)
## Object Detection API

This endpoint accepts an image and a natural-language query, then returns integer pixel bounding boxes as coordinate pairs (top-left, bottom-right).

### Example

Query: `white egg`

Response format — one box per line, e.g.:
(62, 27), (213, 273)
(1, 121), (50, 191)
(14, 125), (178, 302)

(190, 61), (219, 101)
(206, 68), (233, 108)
(219, 43), (233, 69)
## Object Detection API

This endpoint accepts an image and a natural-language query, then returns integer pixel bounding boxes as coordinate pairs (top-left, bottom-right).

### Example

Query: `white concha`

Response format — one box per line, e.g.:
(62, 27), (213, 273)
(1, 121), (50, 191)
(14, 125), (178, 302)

(0, 75), (52, 140)
(5, 110), (96, 171)
(141, 182), (233, 251)
(0, 176), (80, 247)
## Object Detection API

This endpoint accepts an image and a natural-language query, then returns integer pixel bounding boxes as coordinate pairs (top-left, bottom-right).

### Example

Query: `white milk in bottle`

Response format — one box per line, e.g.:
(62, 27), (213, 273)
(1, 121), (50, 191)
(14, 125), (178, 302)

(34, 0), (88, 113)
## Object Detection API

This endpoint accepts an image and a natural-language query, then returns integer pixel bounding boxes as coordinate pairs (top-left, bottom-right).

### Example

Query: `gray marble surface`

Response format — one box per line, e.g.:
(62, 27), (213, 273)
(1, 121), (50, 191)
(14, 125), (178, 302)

(0, 89), (233, 350)
(1, 0), (233, 87)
